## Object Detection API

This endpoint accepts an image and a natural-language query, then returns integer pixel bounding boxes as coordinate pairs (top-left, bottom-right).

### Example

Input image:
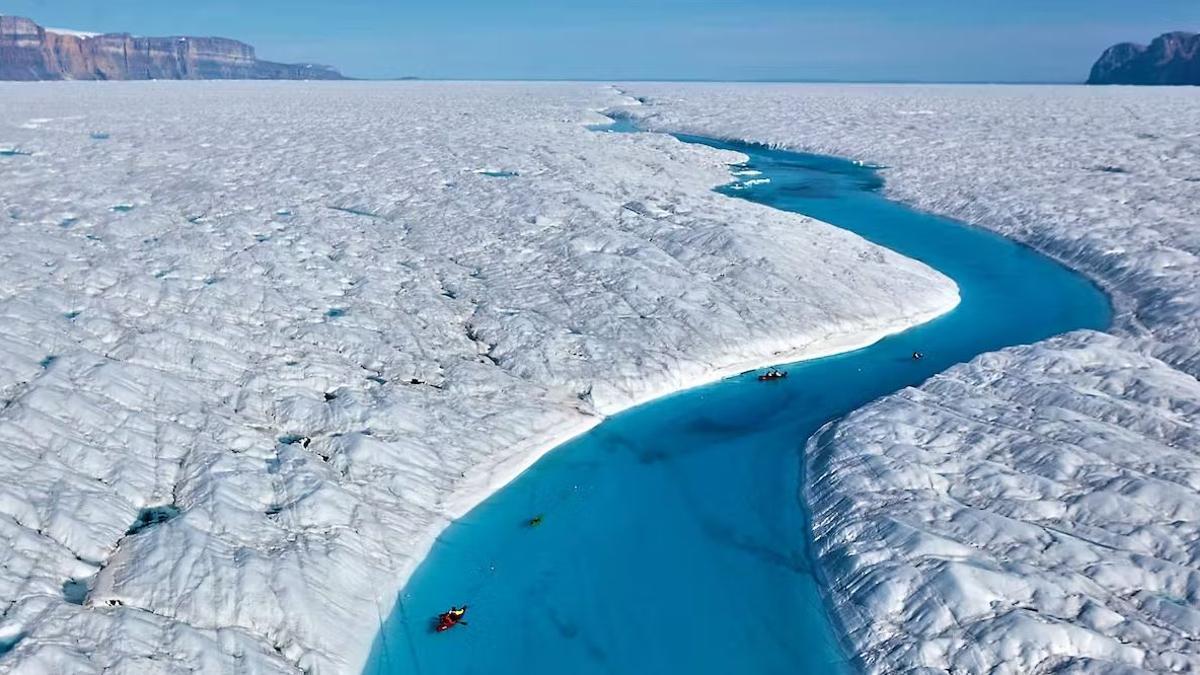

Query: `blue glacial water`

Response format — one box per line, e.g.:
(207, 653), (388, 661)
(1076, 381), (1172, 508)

(365, 124), (1111, 675)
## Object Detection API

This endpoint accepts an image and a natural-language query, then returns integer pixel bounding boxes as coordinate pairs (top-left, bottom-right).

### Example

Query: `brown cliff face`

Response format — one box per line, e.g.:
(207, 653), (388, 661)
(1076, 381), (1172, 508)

(0, 15), (54, 79)
(0, 15), (345, 80)
(1088, 32), (1199, 85)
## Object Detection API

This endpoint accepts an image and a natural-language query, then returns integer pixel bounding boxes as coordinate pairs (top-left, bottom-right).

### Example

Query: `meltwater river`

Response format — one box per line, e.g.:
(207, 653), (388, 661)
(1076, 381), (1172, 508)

(365, 120), (1111, 675)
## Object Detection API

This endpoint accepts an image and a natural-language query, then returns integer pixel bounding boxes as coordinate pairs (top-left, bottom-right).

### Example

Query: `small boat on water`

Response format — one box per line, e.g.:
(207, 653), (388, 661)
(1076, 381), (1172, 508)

(758, 369), (788, 382)
(435, 606), (468, 633)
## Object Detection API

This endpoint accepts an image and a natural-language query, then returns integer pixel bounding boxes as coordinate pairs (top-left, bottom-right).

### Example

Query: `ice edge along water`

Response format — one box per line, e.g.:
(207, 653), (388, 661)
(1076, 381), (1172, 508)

(438, 297), (955, 518)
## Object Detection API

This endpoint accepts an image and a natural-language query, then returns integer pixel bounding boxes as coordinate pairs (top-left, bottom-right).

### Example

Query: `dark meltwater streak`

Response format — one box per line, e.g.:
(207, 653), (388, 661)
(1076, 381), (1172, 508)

(365, 121), (1111, 675)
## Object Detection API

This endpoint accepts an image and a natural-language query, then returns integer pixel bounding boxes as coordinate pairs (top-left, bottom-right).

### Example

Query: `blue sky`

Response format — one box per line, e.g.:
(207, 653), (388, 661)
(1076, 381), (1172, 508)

(4, 0), (1197, 81)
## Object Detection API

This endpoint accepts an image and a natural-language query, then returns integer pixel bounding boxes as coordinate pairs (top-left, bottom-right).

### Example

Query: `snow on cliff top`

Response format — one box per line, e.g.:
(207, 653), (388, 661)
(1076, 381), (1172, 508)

(625, 83), (1200, 672)
(0, 82), (955, 673)
(45, 27), (101, 38)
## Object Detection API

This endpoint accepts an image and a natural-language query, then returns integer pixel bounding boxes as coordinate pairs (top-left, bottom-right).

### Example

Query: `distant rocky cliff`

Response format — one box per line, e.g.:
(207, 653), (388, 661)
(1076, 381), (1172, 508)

(1088, 31), (1199, 85)
(0, 15), (344, 80)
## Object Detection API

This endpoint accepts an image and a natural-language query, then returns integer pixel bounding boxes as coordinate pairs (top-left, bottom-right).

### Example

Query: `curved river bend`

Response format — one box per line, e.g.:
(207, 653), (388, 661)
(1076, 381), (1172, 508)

(365, 123), (1111, 674)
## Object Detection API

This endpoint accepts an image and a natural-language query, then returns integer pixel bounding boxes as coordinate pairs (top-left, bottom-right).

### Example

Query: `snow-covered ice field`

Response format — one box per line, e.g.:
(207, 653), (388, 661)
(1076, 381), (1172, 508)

(0, 82), (956, 673)
(627, 84), (1200, 672)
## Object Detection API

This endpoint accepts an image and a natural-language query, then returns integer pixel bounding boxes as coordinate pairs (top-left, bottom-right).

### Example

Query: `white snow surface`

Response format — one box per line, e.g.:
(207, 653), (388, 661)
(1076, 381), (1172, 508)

(809, 333), (1200, 674)
(44, 28), (101, 39)
(0, 82), (956, 674)
(625, 83), (1200, 672)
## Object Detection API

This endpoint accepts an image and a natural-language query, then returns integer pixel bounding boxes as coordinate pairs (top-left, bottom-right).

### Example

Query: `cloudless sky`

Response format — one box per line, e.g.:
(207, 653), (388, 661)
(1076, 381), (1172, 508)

(4, 0), (1197, 81)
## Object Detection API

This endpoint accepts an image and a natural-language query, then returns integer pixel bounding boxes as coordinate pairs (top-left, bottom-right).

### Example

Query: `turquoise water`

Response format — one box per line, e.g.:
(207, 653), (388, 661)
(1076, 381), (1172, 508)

(364, 126), (1111, 675)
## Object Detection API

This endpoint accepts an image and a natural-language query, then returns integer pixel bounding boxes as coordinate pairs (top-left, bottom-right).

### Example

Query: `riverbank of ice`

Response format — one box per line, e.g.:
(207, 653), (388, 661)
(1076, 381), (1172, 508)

(624, 83), (1200, 672)
(809, 332), (1200, 673)
(0, 82), (956, 673)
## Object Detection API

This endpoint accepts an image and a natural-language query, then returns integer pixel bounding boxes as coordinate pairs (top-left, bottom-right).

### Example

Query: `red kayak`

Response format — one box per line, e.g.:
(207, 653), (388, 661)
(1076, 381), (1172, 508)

(434, 607), (468, 633)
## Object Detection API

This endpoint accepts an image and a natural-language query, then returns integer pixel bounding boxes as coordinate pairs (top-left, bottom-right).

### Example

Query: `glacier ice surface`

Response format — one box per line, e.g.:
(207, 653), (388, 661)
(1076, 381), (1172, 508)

(0, 81), (957, 673)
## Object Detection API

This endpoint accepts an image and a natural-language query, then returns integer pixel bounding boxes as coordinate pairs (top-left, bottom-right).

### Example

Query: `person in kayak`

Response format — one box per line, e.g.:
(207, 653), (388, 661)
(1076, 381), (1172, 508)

(436, 605), (469, 632)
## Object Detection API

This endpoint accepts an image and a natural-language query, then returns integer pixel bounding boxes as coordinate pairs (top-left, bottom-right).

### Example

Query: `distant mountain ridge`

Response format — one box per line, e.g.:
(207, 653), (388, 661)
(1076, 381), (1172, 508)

(1088, 31), (1199, 85)
(0, 15), (345, 81)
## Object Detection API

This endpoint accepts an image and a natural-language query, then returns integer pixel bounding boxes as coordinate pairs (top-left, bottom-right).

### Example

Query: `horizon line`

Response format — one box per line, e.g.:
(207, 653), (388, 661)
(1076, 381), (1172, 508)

(361, 77), (1086, 85)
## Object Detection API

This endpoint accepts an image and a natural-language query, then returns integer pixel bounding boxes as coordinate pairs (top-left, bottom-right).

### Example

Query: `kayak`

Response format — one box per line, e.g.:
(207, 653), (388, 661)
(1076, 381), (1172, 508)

(435, 610), (466, 633)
